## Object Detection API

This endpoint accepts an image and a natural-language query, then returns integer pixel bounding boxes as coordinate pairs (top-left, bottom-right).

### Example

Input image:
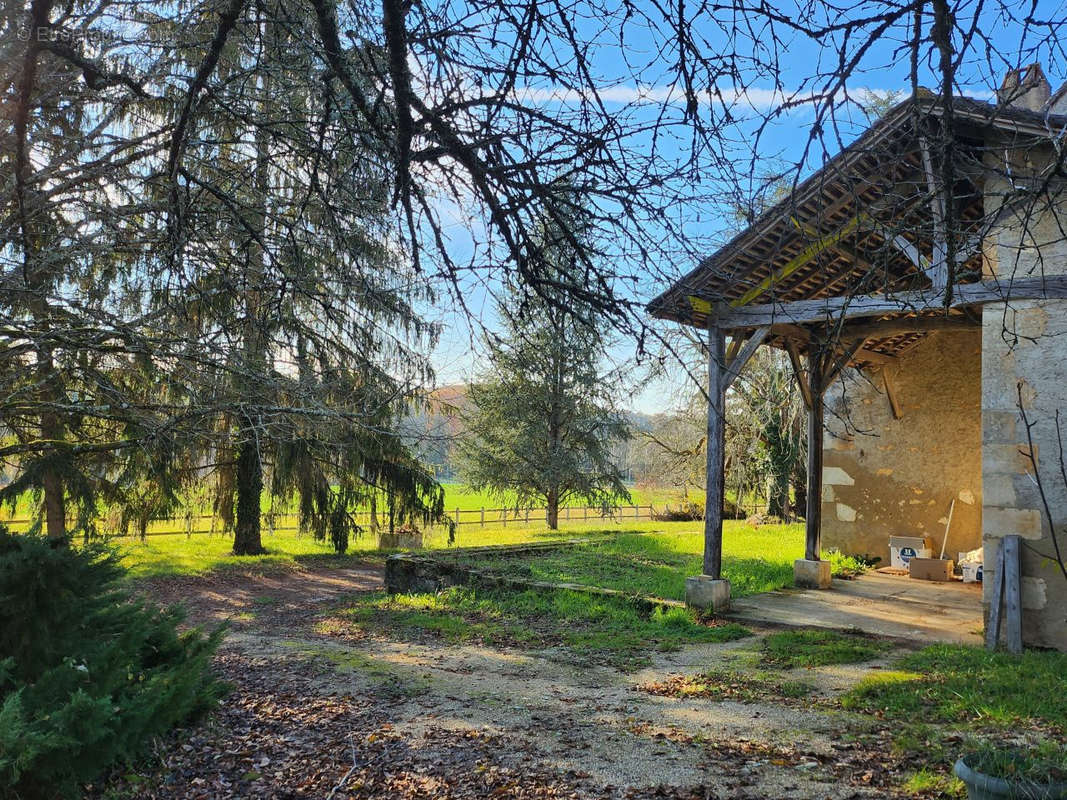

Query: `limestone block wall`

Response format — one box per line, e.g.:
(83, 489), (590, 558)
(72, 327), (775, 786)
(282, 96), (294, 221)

(981, 164), (1067, 650)
(821, 331), (983, 565)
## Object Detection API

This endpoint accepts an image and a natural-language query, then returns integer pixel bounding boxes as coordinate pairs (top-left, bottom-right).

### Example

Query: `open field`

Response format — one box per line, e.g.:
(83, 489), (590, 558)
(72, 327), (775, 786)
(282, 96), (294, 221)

(116, 519), (806, 581)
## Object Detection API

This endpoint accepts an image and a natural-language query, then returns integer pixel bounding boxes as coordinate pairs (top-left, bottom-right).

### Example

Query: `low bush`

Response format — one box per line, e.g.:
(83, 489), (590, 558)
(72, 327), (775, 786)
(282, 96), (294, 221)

(651, 500), (704, 522)
(0, 531), (225, 799)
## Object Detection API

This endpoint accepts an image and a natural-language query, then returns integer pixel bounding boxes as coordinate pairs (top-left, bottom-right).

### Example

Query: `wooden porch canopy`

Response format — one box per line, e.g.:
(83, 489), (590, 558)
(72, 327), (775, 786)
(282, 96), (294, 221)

(648, 91), (1067, 585)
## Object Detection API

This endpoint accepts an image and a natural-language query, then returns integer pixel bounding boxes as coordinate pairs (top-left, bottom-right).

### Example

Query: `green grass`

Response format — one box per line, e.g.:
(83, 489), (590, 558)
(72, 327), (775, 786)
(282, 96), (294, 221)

(842, 644), (1067, 730)
(441, 522), (864, 601)
(115, 521), (676, 579)
(902, 768), (964, 798)
(965, 741), (1067, 784)
(323, 585), (752, 670)
(759, 630), (894, 669)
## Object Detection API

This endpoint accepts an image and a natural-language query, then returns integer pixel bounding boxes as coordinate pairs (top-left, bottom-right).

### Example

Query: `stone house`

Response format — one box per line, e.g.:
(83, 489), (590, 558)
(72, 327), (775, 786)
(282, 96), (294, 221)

(648, 65), (1067, 651)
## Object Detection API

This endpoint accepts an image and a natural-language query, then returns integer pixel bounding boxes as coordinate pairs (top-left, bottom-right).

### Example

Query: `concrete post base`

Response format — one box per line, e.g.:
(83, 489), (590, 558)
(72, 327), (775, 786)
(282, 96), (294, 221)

(685, 576), (731, 612)
(794, 559), (832, 589)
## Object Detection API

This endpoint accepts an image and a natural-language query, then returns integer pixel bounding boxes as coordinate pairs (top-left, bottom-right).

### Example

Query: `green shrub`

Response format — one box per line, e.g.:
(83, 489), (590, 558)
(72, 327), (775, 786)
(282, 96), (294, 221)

(0, 531), (225, 799)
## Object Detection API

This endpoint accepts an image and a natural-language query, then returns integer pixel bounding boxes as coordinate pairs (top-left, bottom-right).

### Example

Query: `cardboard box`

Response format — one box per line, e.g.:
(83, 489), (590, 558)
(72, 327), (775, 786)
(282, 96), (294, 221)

(909, 557), (954, 582)
(889, 536), (931, 568)
(960, 562), (984, 583)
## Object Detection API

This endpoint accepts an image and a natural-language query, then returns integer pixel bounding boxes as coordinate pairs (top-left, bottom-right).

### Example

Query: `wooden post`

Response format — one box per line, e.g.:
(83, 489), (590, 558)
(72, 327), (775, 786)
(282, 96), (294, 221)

(703, 325), (727, 578)
(1003, 535), (1023, 654)
(480, 507), (485, 527)
(986, 539), (1005, 650)
(805, 347), (825, 561)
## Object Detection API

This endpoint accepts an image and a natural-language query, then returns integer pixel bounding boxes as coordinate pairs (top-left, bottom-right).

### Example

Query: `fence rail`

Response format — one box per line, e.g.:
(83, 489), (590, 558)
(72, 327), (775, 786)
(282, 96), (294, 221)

(0, 504), (664, 538)
(0, 501), (779, 539)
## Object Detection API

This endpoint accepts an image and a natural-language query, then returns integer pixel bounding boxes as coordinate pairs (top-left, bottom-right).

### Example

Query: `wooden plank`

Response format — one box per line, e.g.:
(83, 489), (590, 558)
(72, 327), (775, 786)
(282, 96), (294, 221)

(695, 275), (1067, 330)
(805, 347), (826, 561)
(824, 339), (866, 386)
(725, 334), (744, 366)
(985, 539), (1005, 650)
(824, 315), (978, 341)
(732, 214), (866, 306)
(882, 369), (903, 419)
(703, 324), (727, 578)
(768, 316), (978, 343)
(919, 136), (949, 292)
(789, 216), (879, 279)
(1003, 535), (1023, 654)
(785, 339), (812, 410)
(720, 326), (770, 392)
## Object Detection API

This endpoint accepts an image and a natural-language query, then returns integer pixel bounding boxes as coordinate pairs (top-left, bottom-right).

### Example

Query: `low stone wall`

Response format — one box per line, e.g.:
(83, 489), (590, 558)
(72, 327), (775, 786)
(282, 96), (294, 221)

(384, 542), (683, 613)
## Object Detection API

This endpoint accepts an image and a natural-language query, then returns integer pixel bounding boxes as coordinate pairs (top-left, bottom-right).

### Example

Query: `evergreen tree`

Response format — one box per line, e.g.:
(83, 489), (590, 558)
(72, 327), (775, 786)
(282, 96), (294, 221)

(458, 200), (630, 529)
(155, 0), (444, 554)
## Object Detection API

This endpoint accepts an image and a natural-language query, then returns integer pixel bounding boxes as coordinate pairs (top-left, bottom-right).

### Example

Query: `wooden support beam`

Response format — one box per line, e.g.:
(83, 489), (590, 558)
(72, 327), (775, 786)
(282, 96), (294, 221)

(703, 325), (727, 579)
(724, 334), (744, 366)
(882, 368), (903, 419)
(824, 339), (866, 386)
(720, 326), (770, 392)
(769, 315), (978, 342)
(785, 339), (812, 410)
(920, 136), (949, 292)
(829, 315), (978, 341)
(805, 348), (826, 561)
(689, 275), (1067, 330)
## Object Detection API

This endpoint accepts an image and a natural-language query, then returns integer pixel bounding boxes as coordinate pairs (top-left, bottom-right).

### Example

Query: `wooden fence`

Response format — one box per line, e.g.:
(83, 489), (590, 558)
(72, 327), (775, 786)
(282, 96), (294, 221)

(0, 504), (661, 538)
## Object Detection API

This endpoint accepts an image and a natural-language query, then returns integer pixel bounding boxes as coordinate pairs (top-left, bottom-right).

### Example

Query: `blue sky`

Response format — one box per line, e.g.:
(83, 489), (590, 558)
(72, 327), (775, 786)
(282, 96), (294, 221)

(422, 0), (1067, 414)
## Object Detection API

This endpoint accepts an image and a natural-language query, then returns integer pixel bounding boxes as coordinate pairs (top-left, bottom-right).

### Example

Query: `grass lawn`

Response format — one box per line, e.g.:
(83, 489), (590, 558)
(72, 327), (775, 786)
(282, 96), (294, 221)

(759, 629), (894, 669)
(440, 522), (865, 601)
(319, 585), (752, 670)
(841, 644), (1067, 730)
(117, 520), (657, 579)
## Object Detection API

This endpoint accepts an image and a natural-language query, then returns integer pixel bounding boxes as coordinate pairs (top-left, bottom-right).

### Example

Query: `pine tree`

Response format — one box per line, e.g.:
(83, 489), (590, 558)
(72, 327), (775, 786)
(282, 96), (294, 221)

(458, 199), (630, 529)
(155, 0), (444, 553)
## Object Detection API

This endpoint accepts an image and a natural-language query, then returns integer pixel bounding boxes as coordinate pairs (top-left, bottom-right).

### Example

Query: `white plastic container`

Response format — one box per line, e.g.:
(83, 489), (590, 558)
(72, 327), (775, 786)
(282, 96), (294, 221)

(960, 562), (984, 583)
(889, 536), (931, 568)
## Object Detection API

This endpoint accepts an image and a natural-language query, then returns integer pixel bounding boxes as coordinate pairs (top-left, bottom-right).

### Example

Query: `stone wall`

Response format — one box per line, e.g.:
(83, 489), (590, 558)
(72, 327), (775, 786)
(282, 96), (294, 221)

(980, 155), (1067, 650)
(821, 331), (983, 565)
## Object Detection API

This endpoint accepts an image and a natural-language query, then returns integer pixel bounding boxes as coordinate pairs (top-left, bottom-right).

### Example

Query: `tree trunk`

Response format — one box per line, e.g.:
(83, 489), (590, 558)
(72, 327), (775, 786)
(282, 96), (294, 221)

(767, 468), (791, 520)
(38, 352), (66, 544)
(546, 488), (559, 529)
(792, 461), (808, 521)
(233, 438), (265, 555)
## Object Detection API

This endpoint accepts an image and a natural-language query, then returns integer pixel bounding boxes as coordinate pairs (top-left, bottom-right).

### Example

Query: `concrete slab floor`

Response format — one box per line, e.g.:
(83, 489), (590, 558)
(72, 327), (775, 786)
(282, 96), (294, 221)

(726, 571), (984, 646)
